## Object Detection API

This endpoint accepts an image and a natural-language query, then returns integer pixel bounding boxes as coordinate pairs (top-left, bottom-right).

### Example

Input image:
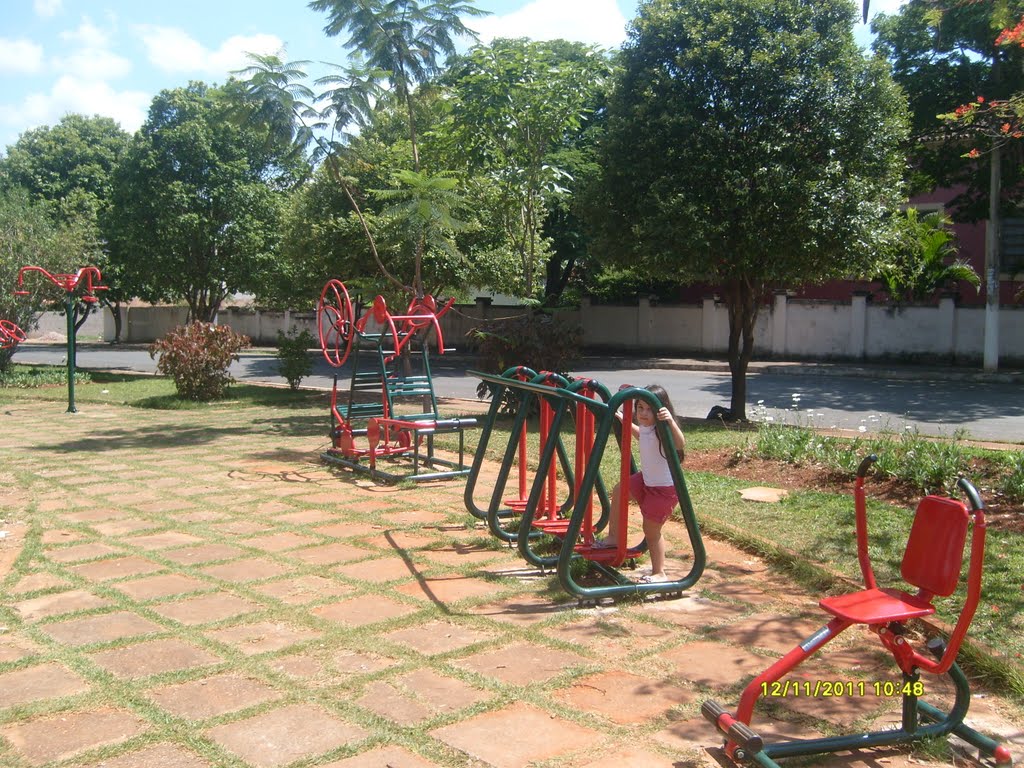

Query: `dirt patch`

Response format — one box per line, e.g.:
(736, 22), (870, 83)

(686, 448), (1024, 534)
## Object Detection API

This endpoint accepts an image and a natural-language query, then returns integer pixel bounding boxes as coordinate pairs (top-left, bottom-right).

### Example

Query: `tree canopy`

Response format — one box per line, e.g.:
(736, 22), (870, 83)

(597, 0), (908, 419)
(109, 82), (303, 322)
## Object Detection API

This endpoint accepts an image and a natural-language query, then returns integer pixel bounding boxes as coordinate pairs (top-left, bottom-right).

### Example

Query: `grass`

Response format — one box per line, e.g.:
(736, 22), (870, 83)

(0, 366), (324, 411)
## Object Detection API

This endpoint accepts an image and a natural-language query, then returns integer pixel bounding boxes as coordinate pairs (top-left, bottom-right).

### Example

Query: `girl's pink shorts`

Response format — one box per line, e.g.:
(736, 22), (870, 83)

(629, 472), (678, 524)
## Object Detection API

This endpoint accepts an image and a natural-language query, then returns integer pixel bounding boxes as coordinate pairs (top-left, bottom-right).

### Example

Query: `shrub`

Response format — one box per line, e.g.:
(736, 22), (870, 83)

(276, 328), (315, 390)
(149, 323), (250, 401)
(470, 312), (582, 413)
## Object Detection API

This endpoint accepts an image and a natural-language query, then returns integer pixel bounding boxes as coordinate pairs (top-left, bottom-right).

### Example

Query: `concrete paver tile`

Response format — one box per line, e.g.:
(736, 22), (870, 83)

(149, 593), (260, 626)
(710, 612), (826, 655)
(546, 614), (679, 658)
(329, 648), (399, 676)
(40, 611), (163, 647)
(384, 621), (495, 655)
(396, 574), (499, 604)
(555, 670), (694, 724)
(453, 640), (589, 685)
(204, 620), (322, 656)
(89, 637), (222, 678)
(431, 701), (598, 768)
(464, 593), (575, 626)
(288, 542), (371, 565)
(70, 555), (163, 581)
(660, 640), (768, 690)
(0, 707), (147, 767)
(312, 594), (419, 627)
(46, 542), (123, 563)
(9, 572), (70, 594)
(320, 745), (442, 767)
(147, 673), (280, 720)
(355, 668), (490, 725)
(161, 542), (245, 565)
(0, 633), (42, 664)
(123, 531), (205, 550)
(335, 556), (418, 583)
(206, 703), (367, 768)
(90, 518), (160, 537)
(112, 573), (211, 600)
(11, 589), (111, 621)
(244, 531), (320, 552)
(70, 742), (211, 767)
(251, 574), (352, 605)
(199, 558), (293, 583)
(579, 745), (684, 768)
(0, 663), (90, 709)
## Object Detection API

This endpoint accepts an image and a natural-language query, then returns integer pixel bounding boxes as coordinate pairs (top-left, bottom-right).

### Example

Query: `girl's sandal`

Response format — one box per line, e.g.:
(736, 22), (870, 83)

(639, 573), (668, 584)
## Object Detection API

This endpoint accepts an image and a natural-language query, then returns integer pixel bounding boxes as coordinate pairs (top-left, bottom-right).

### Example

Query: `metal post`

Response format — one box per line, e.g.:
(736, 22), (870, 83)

(65, 296), (77, 413)
(984, 143), (1001, 371)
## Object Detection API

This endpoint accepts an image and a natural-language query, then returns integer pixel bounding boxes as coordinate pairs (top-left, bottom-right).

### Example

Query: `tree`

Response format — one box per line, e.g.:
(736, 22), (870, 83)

(109, 82), (301, 322)
(443, 38), (612, 302)
(872, 0), (1024, 215)
(597, 0), (908, 420)
(0, 115), (131, 339)
(875, 209), (980, 304)
(238, 0), (485, 301)
(0, 188), (92, 370)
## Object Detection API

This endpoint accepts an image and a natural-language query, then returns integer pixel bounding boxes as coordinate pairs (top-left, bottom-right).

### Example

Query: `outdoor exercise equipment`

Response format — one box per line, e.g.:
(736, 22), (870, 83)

(13, 266), (107, 413)
(0, 320), (26, 351)
(703, 455), (1012, 767)
(464, 366), (577, 543)
(316, 278), (475, 482)
(468, 368), (706, 601)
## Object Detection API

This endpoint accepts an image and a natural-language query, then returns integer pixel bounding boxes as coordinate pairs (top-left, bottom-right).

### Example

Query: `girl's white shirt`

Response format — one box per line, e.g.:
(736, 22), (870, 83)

(638, 424), (673, 487)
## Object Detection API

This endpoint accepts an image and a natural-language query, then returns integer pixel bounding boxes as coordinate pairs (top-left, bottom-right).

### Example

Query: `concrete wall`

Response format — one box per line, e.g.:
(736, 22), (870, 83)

(70, 294), (1023, 365)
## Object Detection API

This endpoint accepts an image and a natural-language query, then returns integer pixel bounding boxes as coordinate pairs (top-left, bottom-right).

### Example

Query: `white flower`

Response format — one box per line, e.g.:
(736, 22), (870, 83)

(858, 426), (867, 433)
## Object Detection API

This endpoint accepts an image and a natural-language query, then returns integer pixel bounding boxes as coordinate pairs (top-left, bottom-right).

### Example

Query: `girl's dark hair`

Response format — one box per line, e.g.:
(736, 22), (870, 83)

(644, 384), (683, 460)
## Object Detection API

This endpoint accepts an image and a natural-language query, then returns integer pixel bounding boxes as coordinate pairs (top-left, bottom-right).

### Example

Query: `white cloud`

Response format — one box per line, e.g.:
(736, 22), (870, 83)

(470, 0), (628, 49)
(33, 0), (62, 18)
(60, 18), (111, 49)
(0, 76), (150, 140)
(0, 38), (45, 74)
(137, 25), (283, 77)
(53, 48), (133, 81)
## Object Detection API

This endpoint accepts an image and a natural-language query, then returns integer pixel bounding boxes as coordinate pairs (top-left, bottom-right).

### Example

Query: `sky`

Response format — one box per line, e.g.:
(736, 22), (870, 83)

(1, 0), (909, 153)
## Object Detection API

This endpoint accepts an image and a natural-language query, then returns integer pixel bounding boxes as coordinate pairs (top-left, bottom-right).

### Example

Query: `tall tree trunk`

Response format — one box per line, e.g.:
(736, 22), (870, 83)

(723, 277), (761, 421)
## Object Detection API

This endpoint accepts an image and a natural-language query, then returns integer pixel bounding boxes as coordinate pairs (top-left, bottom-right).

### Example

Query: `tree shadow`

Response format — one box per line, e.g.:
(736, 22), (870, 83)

(34, 423), (253, 454)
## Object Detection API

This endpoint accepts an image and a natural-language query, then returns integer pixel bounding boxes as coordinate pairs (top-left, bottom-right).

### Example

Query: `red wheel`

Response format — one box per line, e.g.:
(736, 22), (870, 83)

(404, 294), (436, 331)
(0, 320), (25, 350)
(317, 280), (354, 367)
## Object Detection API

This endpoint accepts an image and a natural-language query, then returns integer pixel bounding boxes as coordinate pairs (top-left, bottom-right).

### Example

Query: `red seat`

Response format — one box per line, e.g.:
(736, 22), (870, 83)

(821, 587), (935, 624)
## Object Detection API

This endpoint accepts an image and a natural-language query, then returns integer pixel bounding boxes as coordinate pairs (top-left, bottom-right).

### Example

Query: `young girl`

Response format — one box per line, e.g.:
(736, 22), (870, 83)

(595, 384), (686, 584)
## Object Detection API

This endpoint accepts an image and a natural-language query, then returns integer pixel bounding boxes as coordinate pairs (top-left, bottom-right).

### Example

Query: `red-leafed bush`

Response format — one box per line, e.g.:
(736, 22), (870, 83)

(149, 322), (250, 401)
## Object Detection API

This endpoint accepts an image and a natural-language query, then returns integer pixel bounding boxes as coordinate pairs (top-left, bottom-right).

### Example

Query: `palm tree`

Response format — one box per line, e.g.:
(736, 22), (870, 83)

(876, 209), (981, 304)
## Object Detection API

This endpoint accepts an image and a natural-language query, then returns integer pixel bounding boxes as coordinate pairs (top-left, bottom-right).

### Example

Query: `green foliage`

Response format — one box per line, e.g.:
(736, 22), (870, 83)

(872, 0), (1024, 208)
(0, 187), (92, 371)
(0, 365), (90, 388)
(752, 415), (973, 496)
(275, 328), (315, 390)
(1000, 452), (1024, 503)
(444, 38), (612, 300)
(471, 312), (582, 412)
(597, 0), (909, 419)
(149, 322), (251, 401)
(109, 82), (299, 321)
(875, 209), (980, 304)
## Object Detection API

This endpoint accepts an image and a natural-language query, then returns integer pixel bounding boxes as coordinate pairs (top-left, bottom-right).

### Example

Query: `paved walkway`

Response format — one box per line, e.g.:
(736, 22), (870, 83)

(0, 399), (1021, 767)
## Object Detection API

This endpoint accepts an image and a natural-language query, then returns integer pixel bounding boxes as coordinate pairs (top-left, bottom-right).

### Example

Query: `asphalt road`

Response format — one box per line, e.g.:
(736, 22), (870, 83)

(13, 342), (1024, 445)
